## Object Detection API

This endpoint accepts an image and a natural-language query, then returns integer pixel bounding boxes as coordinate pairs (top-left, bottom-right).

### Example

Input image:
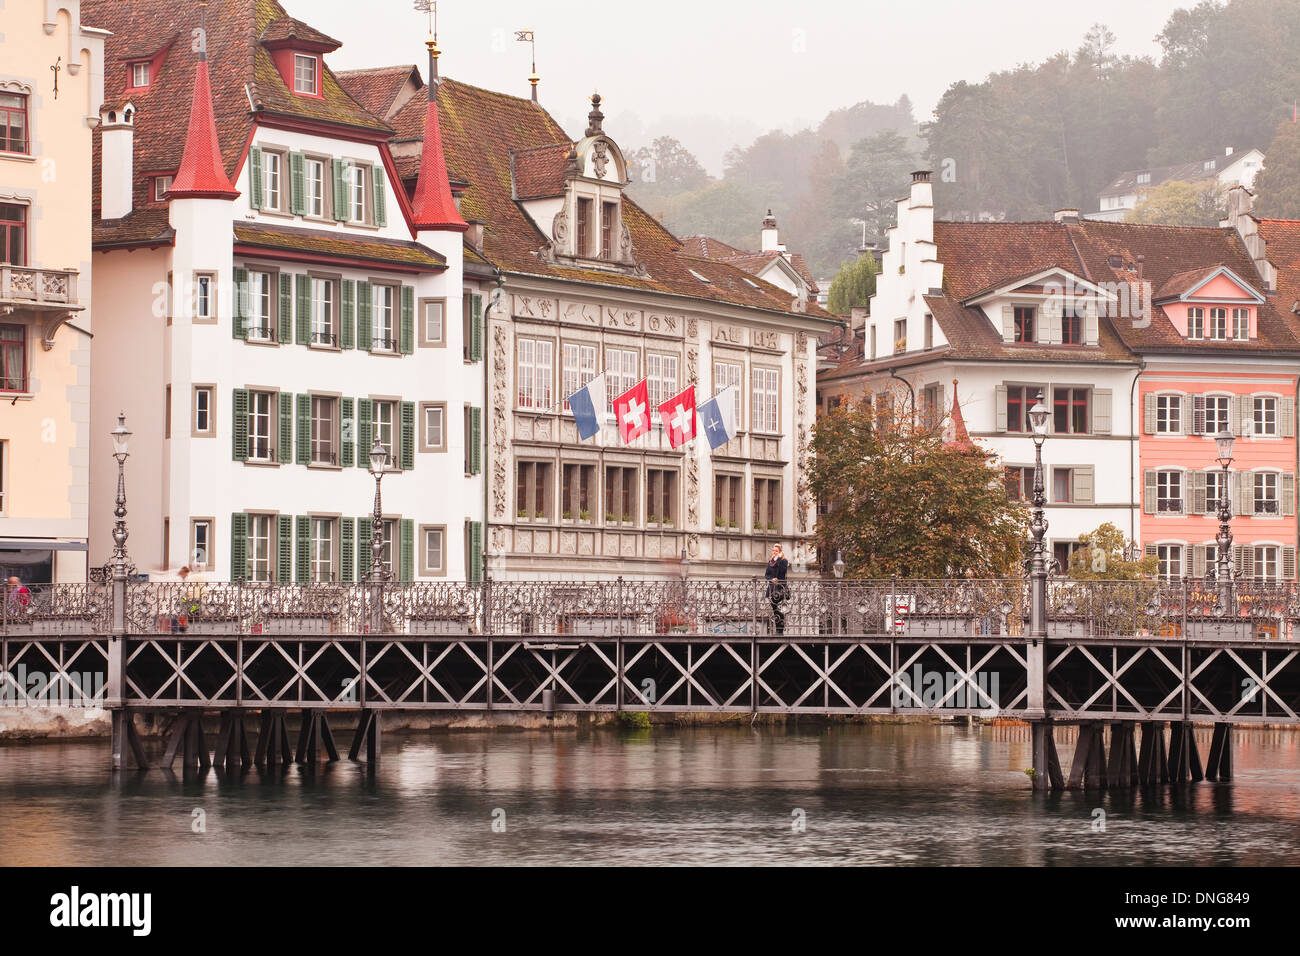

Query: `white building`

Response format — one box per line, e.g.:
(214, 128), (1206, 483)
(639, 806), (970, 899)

(1090, 147), (1264, 222)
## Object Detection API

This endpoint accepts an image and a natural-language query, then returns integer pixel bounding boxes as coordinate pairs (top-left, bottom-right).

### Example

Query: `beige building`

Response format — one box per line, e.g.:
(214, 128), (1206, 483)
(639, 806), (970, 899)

(0, 1), (107, 583)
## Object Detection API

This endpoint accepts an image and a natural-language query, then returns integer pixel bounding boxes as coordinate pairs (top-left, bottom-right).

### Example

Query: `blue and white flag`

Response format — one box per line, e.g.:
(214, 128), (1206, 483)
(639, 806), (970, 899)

(698, 386), (737, 450)
(567, 373), (608, 441)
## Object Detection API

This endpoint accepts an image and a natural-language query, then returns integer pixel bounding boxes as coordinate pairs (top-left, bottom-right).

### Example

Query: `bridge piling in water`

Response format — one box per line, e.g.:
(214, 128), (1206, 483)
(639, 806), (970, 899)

(1204, 722), (1234, 782)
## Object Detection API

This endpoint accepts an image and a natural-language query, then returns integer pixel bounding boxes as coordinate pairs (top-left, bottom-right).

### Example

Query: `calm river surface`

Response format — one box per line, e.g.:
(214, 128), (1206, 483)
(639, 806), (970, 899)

(2, 723), (1299, 866)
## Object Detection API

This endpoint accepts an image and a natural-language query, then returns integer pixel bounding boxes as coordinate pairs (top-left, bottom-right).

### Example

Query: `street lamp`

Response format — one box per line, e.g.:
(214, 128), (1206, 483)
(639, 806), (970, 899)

(1027, 392), (1050, 642)
(110, 412), (132, 574)
(106, 413), (133, 761)
(1214, 429), (1235, 612)
(832, 550), (845, 636)
(367, 437), (391, 583)
(832, 550), (845, 580)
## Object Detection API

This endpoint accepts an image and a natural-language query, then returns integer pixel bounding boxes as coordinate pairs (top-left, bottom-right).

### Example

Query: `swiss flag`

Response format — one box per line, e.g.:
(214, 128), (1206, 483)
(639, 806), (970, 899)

(614, 378), (652, 444)
(657, 385), (697, 449)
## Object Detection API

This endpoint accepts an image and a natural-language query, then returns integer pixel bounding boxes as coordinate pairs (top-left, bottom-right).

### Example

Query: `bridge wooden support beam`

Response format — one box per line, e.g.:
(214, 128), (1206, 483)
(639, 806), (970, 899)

(1106, 722), (1139, 788)
(255, 710), (293, 770)
(213, 710), (251, 771)
(1137, 722), (1169, 785)
(348, 709), (381, 769)
(1204, 722), (1234, 782)
(160, 712), (210, 773)
(1030, 720), (1064, 791)
(295, 709), (340, 767)
(1168, 721), (1204, 785)
(110, 710), (149, 771)
(1067, 721), (1109, 790)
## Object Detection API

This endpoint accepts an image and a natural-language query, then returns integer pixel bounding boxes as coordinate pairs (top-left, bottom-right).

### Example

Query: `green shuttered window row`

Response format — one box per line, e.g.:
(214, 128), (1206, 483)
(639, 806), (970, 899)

(227, 513), (416, 584)
(234, 268), (412, 355)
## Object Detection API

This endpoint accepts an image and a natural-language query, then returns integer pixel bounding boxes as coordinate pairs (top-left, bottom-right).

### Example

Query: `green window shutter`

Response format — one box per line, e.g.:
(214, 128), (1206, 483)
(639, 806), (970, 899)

(333, 160), (349, 222)
(277, 515), (293, 583)
(400, 286), (415, 354)
(341, 280), (356, 349)
(296, 274), (311, 345)
(400, 518), (414, 582)
(373, 165), (388, 227)
(468, 521), (483, 584)
(400, 401), (415, 470)
(357, 517), (373, 579)
(278, 392), (293, 464)
(357, 398), (373, 468)
(230, 513), (248, 582)
(249, 147), (264, 210)
(340, 517), (355, 583)
(470, 406), (482, 475)
(297, 393), (312, 465)
(295, 515), (311, 584)
(357, 281), (373, 351)
(471, 294), (484, 361)
(232, 267), (249, 339)
(232, 388), (249, 461)
(341, 397), (355, 467)
(289, 151), (306, 215)
(278, 272), (293, 344)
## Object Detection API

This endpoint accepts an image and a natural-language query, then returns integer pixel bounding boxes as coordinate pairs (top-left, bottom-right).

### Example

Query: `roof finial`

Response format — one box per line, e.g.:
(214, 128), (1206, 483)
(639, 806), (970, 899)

(414, 1), (440, 86)
(198, 1), (209, 62)
(585, 91), (604, 137)
(515, 29), (538, 102)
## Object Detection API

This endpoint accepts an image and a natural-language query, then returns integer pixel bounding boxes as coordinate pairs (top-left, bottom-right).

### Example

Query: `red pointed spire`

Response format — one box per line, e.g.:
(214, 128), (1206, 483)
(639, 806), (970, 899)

(411, 98), (467, 231)
(946, 379), (977, 453)
(169, 55), (239, 200)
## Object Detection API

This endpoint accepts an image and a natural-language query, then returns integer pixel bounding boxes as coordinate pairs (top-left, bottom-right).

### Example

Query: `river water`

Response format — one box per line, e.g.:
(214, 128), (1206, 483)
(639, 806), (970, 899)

(2, 723), (1298, 866)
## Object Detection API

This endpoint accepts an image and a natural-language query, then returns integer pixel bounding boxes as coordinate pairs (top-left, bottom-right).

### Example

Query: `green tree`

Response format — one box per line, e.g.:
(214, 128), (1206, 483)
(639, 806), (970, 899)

(1066, 523), (1157, 580)
(837, 129), (917, 248)
(809, 393), (1027, 578)
(1252, 118), (1300, 218)
(826, 254), (878, 316)
(1126, 179), (1226, 226)
(627, 136), (711, 199)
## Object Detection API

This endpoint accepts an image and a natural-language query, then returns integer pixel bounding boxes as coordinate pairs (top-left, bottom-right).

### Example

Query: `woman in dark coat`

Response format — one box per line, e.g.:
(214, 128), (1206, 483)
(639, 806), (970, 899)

(764, 544), (789, 634)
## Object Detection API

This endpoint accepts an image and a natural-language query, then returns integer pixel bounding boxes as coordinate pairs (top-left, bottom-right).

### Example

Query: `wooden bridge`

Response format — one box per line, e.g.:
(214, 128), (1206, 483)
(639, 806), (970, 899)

(2, 577), (1297, 787)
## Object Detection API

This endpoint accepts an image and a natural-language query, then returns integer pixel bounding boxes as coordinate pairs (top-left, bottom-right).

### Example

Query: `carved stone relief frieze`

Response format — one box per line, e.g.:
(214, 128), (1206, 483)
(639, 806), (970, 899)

(491, 325), (510, 519)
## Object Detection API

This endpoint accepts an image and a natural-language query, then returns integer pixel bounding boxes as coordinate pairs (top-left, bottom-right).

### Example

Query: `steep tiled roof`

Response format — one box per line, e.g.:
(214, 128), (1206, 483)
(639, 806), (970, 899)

(233, 223), (445, 270)
(336, 65), (422, 120)
(679, 238), (821, 295)
(259, 18), (341, 50)
(1255, 219), (1300, 311)
(168, 57), (240, 200)
(934, 222), (1082, 301)
(680, 235), (746, 259)
(92, 208), (175, 248)
(410, 98), (467, 231)
(1153, 266), (1220, 301)
(512, 144), (572, 199)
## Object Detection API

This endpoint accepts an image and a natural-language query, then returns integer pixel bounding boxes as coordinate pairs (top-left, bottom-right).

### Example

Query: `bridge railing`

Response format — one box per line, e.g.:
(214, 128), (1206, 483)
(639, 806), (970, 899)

(0, 578), (1294, 639)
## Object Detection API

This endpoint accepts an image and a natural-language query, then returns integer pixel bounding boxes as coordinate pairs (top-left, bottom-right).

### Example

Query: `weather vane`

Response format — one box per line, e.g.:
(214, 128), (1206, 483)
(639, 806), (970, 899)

(413, 0), (437, 43)
(515, 28), (536, 73)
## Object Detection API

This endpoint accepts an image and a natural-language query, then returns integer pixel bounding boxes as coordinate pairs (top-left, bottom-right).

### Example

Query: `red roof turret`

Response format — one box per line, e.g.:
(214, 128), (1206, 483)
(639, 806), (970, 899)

(168, 54), (239, 200)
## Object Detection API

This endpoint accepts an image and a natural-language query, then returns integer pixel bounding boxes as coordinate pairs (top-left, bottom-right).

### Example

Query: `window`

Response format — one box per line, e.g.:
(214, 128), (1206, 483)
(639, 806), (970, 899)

(646, 352), (679, 412)
(247, 391), (275, 461)
(1053, 541), (1084, 572)
(422, 300), (445, 347)
(561, 463), (597, 520)
(249, 271), (274, 339)
(420, 403), (445, 452)
(376, 519), (396, 575)
(293, 54), (318, 95)
(153, 176), (173, 201)
(310, 518), (335, 582)
(369, 285), (395, 350)
(1, 324), (26, 392)
(646, 469), (678, 526)
(248, 515), (274, 582)
(605, 466), (637, 526)
(1137, 172), (1152, 185)
(307, 277), (335, 346)
(1254, 397), (1278, 436)
(516, 337), (555, 410)
(714, 474), (742, 530)
(1004, 465), (1034, 501)
(752, 367), (779, 434)
(132, 62), (150, 87)
(1156, 544), (1182, 583)
(1157, 470), (1183, 514)
(921, 383), (942, 427)
(1052, 386), (1089, 434)
(193, 386), (213, 436)
(191, 519), (212, 570)
(924, 314), (933, 350)
(305, 158), (326, 217)
(576, 198), (593, 256)
(1207, 307), (1227, 340)
(311, 396), (337, 465)
(516, 461), (553, 521)
(263, 150), (283, 210)
(1187, 307), (1203, 339)
(1062, 308), (1083, 345)
(193, 273), (215, 321)
(562, 343), (598, 411)
(601, 201), (617, 259)
(373, 400), (397, 465)
(1253, 545), (1280, 583)
(1205, 395), (1230, 436)
(0, 204), (25, 265)
(1005, 385), (1043, 434)
(713, 360), (743, 429)
(419, 526), (446, 577)
(1013, 306), (1035, 343)
(0, 93), (27, 153)
(1232, 308), (1249, 340)
(753, 477), (780, 533)
(1052, 467), (1073, 503)
(1255, 472), (1279, 515)
(1205, 469), (1226, 514)
(604, 347), (638, 411)
(349, 164), (368, 223)
(1156, 394), (1181, 434)
(893, 318), (907, 353)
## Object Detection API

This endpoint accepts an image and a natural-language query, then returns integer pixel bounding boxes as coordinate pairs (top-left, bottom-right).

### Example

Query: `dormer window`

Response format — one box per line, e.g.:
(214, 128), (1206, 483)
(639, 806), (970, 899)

(576, 198), (592, 257)
(293, 54), (318, 95)
(1207, 307), (1228, 340)
(153, 175), (173, 201)
(1013, 306), (1035, 343)
(601, 202), (617, 259)
(131, 62), (150, 88)
(1233, 308), (1249, 340)
(1136, 172), (1152, 185)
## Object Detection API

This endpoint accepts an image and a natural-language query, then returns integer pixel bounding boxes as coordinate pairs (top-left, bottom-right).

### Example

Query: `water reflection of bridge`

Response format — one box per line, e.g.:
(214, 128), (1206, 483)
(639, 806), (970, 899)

(2, 578), (1297, 787)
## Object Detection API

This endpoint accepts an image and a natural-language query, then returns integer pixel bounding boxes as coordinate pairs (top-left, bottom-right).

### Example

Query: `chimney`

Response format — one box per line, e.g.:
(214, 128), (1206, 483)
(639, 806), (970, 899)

(99, 103), (136, 220)
(909, 169), (933, 210)
(760, 209), (783, 253)
(849, 306), (868, 331)
(1053, 208), (1080, 225)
